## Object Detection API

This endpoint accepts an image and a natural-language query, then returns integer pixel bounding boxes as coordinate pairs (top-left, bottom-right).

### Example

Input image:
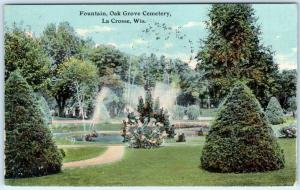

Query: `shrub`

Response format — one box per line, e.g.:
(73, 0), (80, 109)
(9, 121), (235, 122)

(128, 118), (165, 148)
(176, 133), (186, 142)
(171, 105), (186, 120)
(5, 71), (63, 178)
(279, 125), (296, 138)
(201, 82), (285, 173)
(186, 105), (200, 120)
(122, 90), (175, 148)
(266, 97), (284, 125)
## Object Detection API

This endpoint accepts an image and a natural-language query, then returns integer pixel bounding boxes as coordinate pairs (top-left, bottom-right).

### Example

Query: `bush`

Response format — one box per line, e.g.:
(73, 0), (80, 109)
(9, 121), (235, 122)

(176, 133), (186, 142)
(266, 97), (284, 125)
(279, 125), (296, 138)
(186, 105), (200, 120)
(171, 105), (186, 120)
(122, 90), (175, 148)
(201, 82), (285, 173)
(5, 71), (63, 178)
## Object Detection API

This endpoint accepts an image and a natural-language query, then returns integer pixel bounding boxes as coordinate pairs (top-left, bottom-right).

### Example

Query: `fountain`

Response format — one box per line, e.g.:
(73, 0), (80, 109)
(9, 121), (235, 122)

(91, 87), (111, 124)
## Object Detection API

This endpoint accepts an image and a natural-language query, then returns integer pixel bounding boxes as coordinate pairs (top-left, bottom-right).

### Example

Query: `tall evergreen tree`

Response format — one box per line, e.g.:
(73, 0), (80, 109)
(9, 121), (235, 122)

(144, 90), (153, 119)
(201, 82), (284, 172)
(196, 4), (279, 107)
(5, 71), (63, 178)
(137, 96), (144, 115)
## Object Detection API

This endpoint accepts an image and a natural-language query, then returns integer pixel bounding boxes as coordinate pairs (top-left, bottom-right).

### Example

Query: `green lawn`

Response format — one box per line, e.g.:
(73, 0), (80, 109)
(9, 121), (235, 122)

(199, 108), (218, 117)
(63, 146), (107, 163)
(51, 123), (122, 133)
(5, 138), (296, 186)
(271, 116), (297, 137)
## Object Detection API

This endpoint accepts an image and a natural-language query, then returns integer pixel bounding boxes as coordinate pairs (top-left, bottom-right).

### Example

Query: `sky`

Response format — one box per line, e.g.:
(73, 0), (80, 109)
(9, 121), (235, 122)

(4, 4), (298, 70)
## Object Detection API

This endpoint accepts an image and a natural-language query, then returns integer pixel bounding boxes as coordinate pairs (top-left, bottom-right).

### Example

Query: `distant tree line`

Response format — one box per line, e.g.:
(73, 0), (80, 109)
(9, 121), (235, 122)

(4, 4), (296, 120)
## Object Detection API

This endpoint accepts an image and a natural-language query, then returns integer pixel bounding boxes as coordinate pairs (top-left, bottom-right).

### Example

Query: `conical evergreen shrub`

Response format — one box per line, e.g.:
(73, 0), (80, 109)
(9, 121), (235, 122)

(201, 82), (284, 173)
(266, 97), (284, 125)
(5, 71), (63, 178)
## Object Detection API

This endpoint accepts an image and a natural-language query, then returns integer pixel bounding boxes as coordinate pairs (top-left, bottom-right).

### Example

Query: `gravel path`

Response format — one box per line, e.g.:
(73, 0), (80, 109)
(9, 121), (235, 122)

(63, 145), (125, 168)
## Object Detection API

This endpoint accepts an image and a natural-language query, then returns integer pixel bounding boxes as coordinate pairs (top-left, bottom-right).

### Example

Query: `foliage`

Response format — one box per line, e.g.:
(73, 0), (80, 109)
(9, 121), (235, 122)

(5, 71), (63, 178)
(144, 90), (153, 119)
(4, 26), (51, 91)
(41, 22), (91, 116)
(137, 96), (144, 114)
(196, 4), (279, 108)
(57, 57), (98, 119)
(127, 119), (166, 148)
(87, 45), (128, 115)
(35, 94), (52, 125)
(279, 126), (296, 138)
(122, 90), (175, 148)
(88, 45), (129, 82)
(176, 133), (186, 142)
(287, 96), (296, 117)
(266, 97), (284, 125)
(277, 70), (297, 110)
(40, 22), (87, 66)
(186, 105), (201, 120)
(176, 92), (196, 107)
(139, 54), (162, 89)
(201, 82), (285, 173)
(171, 105), (186, 120)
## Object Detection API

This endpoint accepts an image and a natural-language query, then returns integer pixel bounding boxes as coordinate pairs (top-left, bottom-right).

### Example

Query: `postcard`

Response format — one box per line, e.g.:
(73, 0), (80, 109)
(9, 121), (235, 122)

(3, 3), (297, 186)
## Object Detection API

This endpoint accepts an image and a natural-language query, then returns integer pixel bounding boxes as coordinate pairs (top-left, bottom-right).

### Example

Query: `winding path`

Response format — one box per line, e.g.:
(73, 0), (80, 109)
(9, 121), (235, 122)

(63, 145), (125, 168)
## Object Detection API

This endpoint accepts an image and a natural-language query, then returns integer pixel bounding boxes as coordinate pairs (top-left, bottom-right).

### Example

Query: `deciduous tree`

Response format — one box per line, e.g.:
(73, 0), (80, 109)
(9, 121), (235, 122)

(5, 26), (51, 91)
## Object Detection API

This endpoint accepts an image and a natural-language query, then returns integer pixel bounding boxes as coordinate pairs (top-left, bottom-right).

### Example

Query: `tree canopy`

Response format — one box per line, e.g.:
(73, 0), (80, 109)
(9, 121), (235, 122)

(277, 69), (297, 110)
(57, 57), (98, 119)
(196, 4), (279, 107)
(5, 26), (51, 91)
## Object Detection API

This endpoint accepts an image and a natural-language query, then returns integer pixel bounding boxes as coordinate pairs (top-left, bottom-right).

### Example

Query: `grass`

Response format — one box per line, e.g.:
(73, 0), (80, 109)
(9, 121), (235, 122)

(63, 146), (107, 163)
(50, 123), (122, 133)
(5, 138), (296, 186)
(271, 116), (297, 137)
(199, 108), (218, 117)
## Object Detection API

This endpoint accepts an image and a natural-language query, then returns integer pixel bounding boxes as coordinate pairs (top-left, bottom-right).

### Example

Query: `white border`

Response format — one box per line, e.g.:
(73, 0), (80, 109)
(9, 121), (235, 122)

(0, 0), (299, 190)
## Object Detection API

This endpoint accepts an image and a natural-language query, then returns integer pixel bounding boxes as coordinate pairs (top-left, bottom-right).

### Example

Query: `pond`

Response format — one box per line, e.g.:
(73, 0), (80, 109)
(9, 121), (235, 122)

(53, 132), (123, 144)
